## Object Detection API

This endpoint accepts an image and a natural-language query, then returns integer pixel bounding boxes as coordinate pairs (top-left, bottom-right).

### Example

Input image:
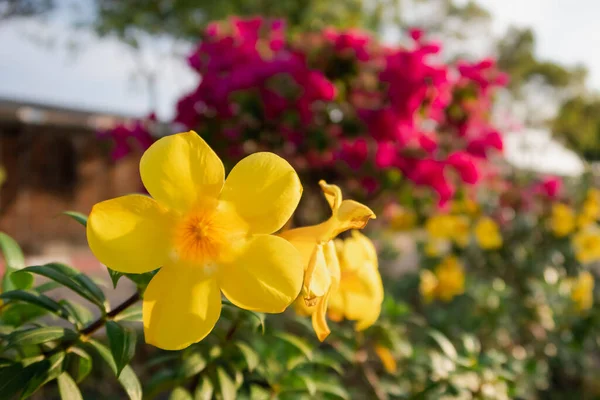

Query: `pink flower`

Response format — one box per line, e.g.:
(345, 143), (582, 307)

(447, 152), (479, 184)
(339, 138), (368, 169)
(375, 141), (397, 168)
(535, 176), (563, 199)
(466, 130), (503, 158)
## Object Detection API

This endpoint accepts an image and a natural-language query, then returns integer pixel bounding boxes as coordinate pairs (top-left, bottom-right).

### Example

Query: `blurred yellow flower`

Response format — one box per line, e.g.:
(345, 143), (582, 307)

(451, 197), (479, 216)
(328, 231), (384, 331)
(420, 256), (465, 303)
(551, 203), (575, 237)
(374, 345), (397, 374)
(571, 271), (594, 312)
(424, 239), (449, 257)
(573, 227), (600, 264)
(474, 217), (502, 250)
(280, 181), (375, 341)
(419, 269), (438, 304)
(452, 216), (471, 248)
(578, 190), (600, 228)
(87, 131), (304, 350)
(425, 214), (455, 240)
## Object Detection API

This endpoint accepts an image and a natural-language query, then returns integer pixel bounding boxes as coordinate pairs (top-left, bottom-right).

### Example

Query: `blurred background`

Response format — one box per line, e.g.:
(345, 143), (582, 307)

(3, 1), (600, 398)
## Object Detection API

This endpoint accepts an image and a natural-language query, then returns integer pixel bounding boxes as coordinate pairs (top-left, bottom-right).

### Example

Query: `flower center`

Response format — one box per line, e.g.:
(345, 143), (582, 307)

(173, 201), (247, 265)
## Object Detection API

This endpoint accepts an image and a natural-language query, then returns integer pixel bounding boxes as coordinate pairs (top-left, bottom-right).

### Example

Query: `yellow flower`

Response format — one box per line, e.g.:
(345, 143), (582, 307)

(434, 256), (465, 302)
(571, 271), (594, 312)
(280, 181), (375, 341)
(328, 231), (384, 331)
(474, 217), (502, 250)
(425, 214), (455, 240)
(579, 192), (600, 228)
(424, 239), (448, 257)
(420, 256), (465, 303)
(573, 227), (600, 264)
(374, 345), (397, 374)
(451, 216), (471, 248)
(419, 269), (438, 304)
(87, 131), (304, 350)
(551, 203), (575, 237)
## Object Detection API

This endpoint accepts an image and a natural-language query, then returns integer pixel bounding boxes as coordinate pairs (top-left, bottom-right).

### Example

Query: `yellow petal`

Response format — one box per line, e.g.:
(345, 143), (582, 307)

(87, 195), (173, 274)
(140, 131), (225, 212)
(305, 244), (331, 298)
(219, 235), (303, 313)
(311, 290), (332, 341)
(375, 345), (397, 374)
(220, 152), (302, 234)
(143, 264), (221, 350)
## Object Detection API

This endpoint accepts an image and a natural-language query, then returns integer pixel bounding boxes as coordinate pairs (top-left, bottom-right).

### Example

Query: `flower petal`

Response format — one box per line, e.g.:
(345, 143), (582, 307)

(143, 264), (221, 350)
(220, 152), (302, 234)
(87, 195), (173, 274)
(219, 235), (303, 313)
(140, 131), (225, 212)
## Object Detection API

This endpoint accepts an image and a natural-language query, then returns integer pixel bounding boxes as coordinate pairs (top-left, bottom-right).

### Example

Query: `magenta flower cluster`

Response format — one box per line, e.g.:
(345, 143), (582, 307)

(101, 17), (508, 204)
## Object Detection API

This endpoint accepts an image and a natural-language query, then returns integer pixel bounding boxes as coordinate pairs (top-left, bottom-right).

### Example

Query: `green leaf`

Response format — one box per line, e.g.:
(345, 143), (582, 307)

(23, 263), (107, 310)
(113, 305), (142, 322)
(0, 232), (33, 291)
(170, 387), (193, 400)
(59, 300), (94, 327)
(314, 381), (350, 400)
(235, 341), (259, 372)
(0, 232), (25, 270)
(274, 333), (313, 360)
(58, 372), (83, 400)
(88, 339), (142, 400)
(179, 351), (206, 379)
(222, 300), (265, 333)
(4, 327), (77, 348)
(299, 374), (317, 396)
(0, 289), (72, 322)
(194, 376), (214, 400)
(106, 321), (137, 378)
(108, 268), (124, 288)
(21, 352), (66, 398)
(0, 363), (30, 399)
(217, 367), (237, 400)
(67, 347), (93, 383)
(63, 211), (88, 227)
(428, 330), (458, 360)
(36, 281), (62, 293)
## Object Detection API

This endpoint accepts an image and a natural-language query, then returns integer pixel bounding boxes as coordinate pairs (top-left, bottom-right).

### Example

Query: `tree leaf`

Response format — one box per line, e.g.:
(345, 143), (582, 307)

(67, 347), (93, 383)
(274, 333), (313, 360)
(21, 352), (66, 398)
(58, 372), (83, 400)
(235, 342), (259, 372)
(217, 367), (237, 400)
(63, 211), (88, 227)
(428, 330), (458, 360)
(0, 232), (33, 291)
(113, 305), (142, 322)
(170, 386), (193, 400)
(0, 363), (30, 399)
(0, 289), (73, 322)
(87, 339), (142, 400)
(314, 381), (350, 400)
(179, 351), (206, 379)
(108, 268), (124, 288)
(23, 263), (107, 310)
(59, 300), (94, 327)
(4, 327), (77, 348)
(106, 321), (137, 378)
(194, 376), (214, 400)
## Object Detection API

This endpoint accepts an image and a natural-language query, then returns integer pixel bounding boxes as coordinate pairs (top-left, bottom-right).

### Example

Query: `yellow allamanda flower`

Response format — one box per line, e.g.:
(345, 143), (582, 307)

(551, 203), (576, 237)
(578, 191), (600, 228)
(425, 214), (455, 240)
(573, 227), (600, 264)
(280, 181), (375, 341)
(570, 271), (595, 312)
(87, 131), (304, 350)
(420, 256), (465, 303)
(451, 216), (471, 248)
(327, 230), (384, 332)
(474, 217), (502, 250)
(419, 269), (438, 304)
